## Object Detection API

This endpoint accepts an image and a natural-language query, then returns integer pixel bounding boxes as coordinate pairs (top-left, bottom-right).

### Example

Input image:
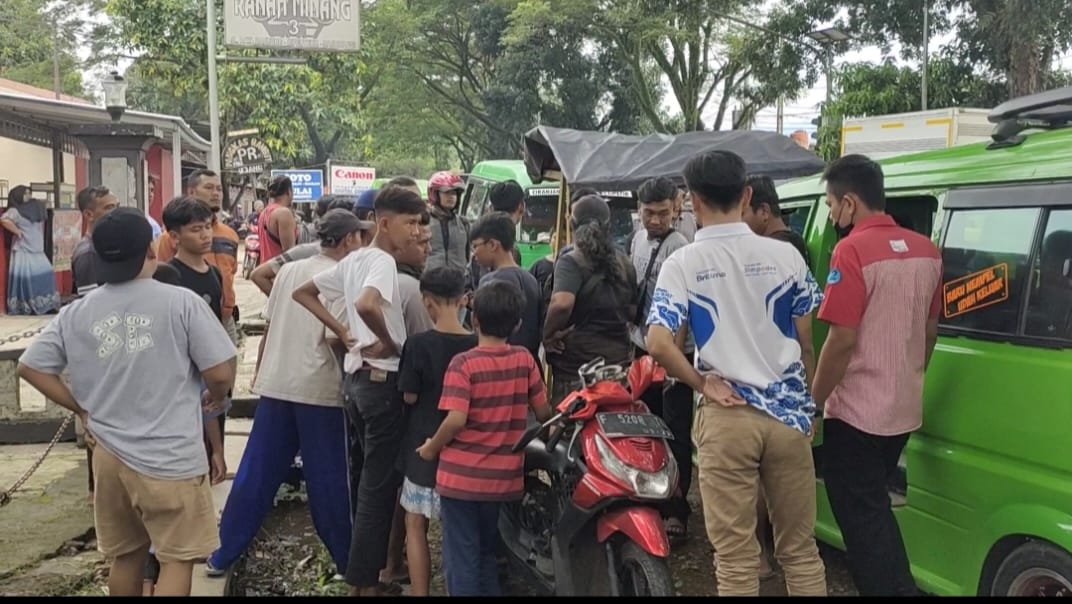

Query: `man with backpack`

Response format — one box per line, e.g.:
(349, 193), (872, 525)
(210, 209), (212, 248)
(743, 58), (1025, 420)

(629, 177), (694, 546)
(543, 195), (637, 403)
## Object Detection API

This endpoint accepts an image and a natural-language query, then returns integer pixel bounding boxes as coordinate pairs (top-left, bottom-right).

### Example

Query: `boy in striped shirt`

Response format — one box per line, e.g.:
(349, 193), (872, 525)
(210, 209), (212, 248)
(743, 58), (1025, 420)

(416, 280), (551, 596)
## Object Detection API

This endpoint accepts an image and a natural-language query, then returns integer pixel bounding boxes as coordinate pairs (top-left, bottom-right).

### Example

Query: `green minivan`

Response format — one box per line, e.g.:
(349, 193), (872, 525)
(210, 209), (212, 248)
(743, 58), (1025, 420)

(778, 89), (1072, 596)
(461, 160), (636, 268)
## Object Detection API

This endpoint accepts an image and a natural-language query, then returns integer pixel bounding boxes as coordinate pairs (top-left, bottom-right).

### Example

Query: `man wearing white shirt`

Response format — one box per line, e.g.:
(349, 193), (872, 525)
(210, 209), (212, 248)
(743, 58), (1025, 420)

(646, 151), (826, 596)
(293, 186), (425, 597)
(207, 210), (374, 579)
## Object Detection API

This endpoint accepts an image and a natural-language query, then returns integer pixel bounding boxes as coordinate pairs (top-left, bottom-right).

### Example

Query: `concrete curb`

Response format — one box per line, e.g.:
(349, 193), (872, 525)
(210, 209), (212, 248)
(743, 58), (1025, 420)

(228, 398), (258, 419)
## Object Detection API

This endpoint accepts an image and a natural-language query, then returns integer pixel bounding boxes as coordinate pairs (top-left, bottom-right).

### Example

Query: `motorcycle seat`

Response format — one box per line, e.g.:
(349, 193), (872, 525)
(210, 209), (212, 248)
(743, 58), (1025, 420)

(524, 437), (573, 474)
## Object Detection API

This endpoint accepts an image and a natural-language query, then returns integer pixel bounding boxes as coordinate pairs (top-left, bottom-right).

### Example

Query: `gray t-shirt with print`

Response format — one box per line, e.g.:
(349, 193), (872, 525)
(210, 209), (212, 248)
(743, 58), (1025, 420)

(19, 279), (237, 480)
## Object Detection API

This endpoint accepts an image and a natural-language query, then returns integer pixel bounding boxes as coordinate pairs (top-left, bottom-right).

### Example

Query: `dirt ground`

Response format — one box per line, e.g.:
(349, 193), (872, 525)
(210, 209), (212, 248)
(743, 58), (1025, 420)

(233, 479), (858, 597)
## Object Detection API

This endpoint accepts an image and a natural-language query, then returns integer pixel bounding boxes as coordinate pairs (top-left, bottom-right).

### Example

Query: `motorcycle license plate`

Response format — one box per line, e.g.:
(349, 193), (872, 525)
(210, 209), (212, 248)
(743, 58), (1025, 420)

(596, 413), (674, 440)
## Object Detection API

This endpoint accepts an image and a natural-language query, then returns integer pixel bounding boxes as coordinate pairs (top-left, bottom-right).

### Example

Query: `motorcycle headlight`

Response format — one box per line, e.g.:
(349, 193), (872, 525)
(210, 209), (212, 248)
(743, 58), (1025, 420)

(594, 434), (677, 500)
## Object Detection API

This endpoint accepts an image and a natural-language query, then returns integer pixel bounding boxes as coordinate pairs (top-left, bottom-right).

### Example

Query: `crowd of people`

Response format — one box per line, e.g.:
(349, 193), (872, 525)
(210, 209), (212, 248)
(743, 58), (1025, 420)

(15, 150), (941, 598)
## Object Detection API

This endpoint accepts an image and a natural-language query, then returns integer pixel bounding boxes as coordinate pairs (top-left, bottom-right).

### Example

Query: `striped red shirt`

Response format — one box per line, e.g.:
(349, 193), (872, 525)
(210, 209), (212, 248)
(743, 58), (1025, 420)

(818, 215), (943, 436)
(436, 346), (548, 501)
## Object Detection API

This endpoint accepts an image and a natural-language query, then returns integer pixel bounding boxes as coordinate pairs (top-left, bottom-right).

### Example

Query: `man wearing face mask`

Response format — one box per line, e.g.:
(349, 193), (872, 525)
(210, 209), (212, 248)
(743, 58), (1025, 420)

(811, 155), (942, 597)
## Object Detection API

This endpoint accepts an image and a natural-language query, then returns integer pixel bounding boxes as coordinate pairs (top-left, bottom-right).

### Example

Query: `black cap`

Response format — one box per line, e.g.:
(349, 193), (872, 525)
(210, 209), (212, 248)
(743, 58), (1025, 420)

(92, 207), (152, 284)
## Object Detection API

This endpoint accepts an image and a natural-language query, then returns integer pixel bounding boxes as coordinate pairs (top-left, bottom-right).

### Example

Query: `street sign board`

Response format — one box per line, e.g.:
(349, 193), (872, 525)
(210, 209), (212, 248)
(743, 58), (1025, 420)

(329, 164), (376, 195)
(271, 169), (323, 203)
(223, 136), (273, 175)
(224, 0), (361, 52)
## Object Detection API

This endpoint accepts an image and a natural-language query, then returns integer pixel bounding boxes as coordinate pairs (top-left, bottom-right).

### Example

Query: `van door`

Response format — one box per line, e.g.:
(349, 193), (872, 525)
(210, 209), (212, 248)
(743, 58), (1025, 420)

(896, 183), (1072, 593)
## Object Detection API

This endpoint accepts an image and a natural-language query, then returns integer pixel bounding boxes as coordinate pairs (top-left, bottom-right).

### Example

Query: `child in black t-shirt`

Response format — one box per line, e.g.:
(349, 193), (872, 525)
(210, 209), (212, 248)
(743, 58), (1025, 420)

(397, 267), (477, 597)
(162, 196), (228, 472)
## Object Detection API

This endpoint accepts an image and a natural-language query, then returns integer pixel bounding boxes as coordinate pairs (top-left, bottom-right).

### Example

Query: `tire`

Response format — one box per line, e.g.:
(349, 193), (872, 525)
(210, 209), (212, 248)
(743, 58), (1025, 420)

(991, 541), (1072, 596)
(615, 540), (675, 596)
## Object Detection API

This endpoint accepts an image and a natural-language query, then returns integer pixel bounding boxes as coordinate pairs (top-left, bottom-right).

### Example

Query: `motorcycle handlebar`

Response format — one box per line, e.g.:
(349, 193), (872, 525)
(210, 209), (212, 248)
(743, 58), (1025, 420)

(545, 422), (567, 453)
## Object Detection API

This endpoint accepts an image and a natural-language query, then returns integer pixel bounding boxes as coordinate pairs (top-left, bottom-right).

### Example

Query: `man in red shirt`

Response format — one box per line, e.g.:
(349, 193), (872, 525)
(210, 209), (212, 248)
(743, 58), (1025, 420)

(812, 154), (943, 597)
(416, 280), (551, 596)
(258, 176), (299, 264)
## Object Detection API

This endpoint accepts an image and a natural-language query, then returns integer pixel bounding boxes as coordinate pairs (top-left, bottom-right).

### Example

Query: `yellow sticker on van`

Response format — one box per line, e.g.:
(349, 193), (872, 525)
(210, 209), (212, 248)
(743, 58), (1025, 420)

(943, 263), (1009, 319)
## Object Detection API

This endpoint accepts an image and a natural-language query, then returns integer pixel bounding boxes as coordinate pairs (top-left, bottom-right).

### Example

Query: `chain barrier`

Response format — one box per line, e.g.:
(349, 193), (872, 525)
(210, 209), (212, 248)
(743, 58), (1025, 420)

(2, 324), (47, 345)
(0, 321), (66, 507)
(0, 413), (74, 507)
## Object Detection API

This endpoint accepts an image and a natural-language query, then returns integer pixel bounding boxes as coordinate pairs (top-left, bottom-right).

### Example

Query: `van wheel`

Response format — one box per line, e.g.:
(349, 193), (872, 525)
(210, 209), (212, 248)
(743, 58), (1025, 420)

(991, 542), (1072, 596)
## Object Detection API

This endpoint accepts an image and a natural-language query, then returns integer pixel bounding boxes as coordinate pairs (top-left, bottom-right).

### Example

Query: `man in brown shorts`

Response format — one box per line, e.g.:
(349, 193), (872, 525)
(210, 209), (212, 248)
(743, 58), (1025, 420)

(17, 208), (237, 596)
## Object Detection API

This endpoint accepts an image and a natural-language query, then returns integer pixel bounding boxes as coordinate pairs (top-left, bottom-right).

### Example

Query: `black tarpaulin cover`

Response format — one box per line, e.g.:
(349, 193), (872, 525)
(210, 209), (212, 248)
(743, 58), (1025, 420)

(524, 125), (825, 189)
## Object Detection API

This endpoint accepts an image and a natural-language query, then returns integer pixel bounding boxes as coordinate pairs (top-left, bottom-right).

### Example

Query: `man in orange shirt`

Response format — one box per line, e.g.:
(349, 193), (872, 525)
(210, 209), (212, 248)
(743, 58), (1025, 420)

(157, 169), (241, 344)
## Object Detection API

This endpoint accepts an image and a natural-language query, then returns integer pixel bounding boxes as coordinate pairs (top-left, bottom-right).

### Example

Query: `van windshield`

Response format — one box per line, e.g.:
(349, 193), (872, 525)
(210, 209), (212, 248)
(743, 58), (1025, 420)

(522, 194), (558, 244)
(523, 191), (636, 250)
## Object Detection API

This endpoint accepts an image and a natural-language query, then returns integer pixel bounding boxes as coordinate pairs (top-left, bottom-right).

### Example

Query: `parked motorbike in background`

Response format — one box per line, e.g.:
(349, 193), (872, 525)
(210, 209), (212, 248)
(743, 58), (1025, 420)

(500, 356), (678, 596)
(242, 224), (260, 279)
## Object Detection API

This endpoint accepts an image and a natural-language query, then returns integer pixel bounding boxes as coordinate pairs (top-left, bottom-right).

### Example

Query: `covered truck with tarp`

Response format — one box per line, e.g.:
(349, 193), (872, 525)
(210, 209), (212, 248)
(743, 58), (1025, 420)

(522, 125), (827, 252)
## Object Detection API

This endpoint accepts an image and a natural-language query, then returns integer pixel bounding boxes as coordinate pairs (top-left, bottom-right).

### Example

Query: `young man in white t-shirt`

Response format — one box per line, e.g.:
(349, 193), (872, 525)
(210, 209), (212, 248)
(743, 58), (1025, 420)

(206, 210), (373, 578)
(292, 186), (426, 597)
(646, 151), (826, 597)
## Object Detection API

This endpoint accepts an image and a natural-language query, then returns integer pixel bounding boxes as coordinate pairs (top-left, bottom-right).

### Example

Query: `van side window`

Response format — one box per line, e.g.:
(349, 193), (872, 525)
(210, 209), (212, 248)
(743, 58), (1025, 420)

(1025, 209), (1072, 341)
(781, 201), (814, 236)
(939, 208), (1040, 336)
(887, 196), (939, 238)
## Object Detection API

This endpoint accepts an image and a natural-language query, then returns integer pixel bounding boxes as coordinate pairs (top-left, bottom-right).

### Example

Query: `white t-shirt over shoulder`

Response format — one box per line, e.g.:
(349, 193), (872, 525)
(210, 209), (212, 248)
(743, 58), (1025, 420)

(314, 246), (406, 373)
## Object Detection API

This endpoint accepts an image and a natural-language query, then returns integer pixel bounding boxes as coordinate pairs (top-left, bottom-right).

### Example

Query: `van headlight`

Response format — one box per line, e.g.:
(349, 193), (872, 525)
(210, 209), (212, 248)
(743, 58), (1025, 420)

(594, 434), (677, 500)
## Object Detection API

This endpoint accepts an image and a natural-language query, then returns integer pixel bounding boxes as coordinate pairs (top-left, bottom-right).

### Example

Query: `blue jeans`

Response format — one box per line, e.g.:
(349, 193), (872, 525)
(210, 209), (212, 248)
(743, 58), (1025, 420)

(440, 497), (502, 596)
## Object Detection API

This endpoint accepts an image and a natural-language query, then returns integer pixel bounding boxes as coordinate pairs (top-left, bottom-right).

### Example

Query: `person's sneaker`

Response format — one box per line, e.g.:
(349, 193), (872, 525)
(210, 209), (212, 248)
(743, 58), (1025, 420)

(332, 574), (345, 582)
(205, 560), (227, 578)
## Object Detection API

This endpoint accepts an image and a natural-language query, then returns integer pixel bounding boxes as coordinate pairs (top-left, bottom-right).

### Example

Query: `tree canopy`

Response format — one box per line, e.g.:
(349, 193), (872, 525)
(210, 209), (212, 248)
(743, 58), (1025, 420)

(7, 0), (1072, 172)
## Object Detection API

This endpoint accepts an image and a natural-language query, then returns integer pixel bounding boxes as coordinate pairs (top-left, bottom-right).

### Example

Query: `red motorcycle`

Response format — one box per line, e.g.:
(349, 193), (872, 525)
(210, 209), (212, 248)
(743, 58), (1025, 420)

(500, 356), (678, 596)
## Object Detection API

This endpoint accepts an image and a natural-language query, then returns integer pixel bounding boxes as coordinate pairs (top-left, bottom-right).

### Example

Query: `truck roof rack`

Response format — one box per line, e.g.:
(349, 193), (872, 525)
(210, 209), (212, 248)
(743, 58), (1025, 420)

(987, 86), (1072, 148)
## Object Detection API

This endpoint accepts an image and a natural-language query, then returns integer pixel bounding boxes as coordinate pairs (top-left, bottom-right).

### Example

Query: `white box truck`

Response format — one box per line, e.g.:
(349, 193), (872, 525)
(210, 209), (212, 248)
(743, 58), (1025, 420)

(840, 107), (993, 159)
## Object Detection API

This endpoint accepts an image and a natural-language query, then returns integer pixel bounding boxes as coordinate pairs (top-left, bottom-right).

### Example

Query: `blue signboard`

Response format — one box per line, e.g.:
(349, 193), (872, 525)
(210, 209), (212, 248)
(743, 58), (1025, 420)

(270, 169), (323, 203)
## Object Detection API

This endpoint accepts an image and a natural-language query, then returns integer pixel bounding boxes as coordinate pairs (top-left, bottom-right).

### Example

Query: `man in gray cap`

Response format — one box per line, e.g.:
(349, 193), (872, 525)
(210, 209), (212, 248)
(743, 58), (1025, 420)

(207, 209), (374, 579)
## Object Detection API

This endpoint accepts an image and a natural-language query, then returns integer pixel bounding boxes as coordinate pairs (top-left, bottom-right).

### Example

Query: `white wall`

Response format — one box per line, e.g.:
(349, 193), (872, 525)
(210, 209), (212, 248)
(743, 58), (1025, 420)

(0, 138), (77, 195)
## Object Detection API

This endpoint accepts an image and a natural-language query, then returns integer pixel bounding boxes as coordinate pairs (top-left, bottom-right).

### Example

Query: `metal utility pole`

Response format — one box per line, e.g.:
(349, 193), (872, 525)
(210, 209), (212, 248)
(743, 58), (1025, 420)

(206, 0), (222, 172)
(824, 46), (833, 110)
(776, 96), (784, 134)
(51, 16), (61, 99)
(922, 0), (930, 110)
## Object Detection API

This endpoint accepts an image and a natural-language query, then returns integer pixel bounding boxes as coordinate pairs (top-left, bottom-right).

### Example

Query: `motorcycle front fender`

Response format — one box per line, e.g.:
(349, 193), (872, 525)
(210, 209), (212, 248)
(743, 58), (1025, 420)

(596, 506), (670, 558)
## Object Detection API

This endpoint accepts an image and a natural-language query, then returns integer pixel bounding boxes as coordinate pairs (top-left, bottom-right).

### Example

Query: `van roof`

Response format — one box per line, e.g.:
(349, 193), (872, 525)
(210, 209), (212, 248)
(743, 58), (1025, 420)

(777, 126), (1072, 200)
(469, 160), (540, 187)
